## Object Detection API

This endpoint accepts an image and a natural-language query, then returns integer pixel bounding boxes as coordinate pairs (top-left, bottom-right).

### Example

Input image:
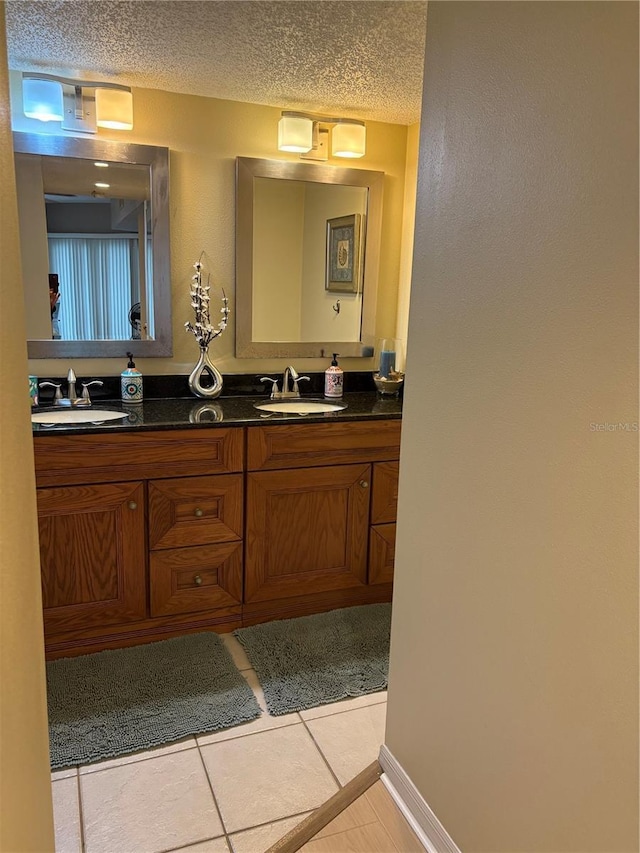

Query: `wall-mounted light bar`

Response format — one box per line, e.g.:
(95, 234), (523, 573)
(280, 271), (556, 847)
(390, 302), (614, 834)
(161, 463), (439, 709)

(22, 72), (133, 134)
(277, 111), (366, 160)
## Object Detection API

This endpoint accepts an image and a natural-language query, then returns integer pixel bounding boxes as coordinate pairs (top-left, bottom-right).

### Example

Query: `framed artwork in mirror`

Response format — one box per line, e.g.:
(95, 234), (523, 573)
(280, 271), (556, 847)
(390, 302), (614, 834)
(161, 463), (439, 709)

(325, 213), (363, 294)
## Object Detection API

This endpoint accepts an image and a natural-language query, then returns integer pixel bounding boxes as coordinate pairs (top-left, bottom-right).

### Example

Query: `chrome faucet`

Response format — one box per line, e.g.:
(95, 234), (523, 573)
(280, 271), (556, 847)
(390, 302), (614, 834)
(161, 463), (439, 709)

(259, 365), (310, 399)
(39, 369), (103, 407)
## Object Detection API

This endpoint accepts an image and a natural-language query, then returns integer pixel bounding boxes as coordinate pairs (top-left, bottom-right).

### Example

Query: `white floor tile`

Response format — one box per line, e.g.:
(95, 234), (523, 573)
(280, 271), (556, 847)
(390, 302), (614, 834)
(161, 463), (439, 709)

(166, 839), (230, 853)
(51, 766), (78, 781)
(299, 691), (387, 721)
(79, 735), (197, 775)
(201, 723), (338, 834)
(229, 812), (312, 853)
(81, 748), (224, 853)
(197, 669), (301, 746)
(219, 632), (253, 671)
(305, 702), (387, 785)
(51, 776), (82, 853)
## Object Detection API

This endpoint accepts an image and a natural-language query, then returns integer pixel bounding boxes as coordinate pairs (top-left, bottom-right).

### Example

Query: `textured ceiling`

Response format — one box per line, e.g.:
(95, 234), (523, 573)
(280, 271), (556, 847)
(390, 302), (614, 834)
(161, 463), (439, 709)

(5, 1), (427, 125)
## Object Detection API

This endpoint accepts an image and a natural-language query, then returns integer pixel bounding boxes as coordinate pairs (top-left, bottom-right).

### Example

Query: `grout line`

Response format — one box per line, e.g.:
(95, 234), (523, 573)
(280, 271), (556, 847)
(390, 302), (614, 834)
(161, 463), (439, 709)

(75, 769), (87, 853)
(299, 716), (343, 790)
(299, 693), (387, 723)
(77, 739), (199, 777)
(196, 737), (232, 850)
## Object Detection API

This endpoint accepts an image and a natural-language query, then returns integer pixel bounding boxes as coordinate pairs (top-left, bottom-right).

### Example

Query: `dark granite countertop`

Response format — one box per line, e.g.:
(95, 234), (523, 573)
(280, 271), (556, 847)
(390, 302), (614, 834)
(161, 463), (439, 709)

(31, 391), (402, 437)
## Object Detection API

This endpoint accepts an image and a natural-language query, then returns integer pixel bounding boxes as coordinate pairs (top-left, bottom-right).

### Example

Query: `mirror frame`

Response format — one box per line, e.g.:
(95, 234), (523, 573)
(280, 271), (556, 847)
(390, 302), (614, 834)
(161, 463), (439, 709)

(14, 131), (172, 358)
(235, 156), (384, 358)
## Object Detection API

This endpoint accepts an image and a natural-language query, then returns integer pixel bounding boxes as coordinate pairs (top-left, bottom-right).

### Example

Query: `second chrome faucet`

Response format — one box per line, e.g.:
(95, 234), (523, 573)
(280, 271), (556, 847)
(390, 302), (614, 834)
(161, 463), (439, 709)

(259, 365), (310, 399)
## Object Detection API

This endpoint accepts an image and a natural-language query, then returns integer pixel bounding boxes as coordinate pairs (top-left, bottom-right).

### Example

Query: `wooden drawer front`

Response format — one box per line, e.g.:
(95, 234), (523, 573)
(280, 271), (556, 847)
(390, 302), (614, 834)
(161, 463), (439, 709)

(33, 427), (244, 487)
(371, 461), (399, 525)
(245, 464), (371, 603)
(37, 482), (146, 633)
(150, 542), (242, 617)
(149, 474), (243, 550)
(247, 420), (401, 471)
(369, 524), (396, 585)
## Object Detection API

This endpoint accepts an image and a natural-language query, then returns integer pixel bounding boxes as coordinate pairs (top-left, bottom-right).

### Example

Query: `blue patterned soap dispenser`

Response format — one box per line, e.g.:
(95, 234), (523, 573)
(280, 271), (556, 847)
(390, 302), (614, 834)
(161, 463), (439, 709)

(121, 352), (143, 402)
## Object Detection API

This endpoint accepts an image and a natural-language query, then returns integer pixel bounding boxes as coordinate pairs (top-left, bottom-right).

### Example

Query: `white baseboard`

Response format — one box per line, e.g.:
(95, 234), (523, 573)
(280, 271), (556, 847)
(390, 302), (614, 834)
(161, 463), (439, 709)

(378, 744), (462, 853)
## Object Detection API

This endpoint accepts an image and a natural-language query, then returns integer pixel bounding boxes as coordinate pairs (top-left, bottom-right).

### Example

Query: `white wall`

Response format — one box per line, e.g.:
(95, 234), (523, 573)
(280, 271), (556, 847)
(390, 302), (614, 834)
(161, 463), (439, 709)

(386, 2), (638, 851)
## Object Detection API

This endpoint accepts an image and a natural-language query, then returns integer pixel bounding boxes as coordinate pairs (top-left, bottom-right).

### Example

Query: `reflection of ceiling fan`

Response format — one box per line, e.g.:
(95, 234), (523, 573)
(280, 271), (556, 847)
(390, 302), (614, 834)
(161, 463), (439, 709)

(129, 302), (141, 339)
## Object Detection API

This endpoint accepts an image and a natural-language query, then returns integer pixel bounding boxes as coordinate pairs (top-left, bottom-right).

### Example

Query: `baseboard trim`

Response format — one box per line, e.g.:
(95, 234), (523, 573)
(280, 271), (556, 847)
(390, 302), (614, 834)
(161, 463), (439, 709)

(379, 744), (461, 853)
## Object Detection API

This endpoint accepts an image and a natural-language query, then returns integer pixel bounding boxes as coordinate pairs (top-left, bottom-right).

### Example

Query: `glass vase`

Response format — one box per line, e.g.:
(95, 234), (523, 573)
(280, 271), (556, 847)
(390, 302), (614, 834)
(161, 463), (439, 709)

(188, 345), (223, 399)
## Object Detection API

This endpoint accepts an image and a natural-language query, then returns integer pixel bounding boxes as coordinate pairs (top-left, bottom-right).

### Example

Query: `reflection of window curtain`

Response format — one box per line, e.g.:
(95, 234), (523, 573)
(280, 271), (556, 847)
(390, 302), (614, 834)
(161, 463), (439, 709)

(47, 236), (139, 341)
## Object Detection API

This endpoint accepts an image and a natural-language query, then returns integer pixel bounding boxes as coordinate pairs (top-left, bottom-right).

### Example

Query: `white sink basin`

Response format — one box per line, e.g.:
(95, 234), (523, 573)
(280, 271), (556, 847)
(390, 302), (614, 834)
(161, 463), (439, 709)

(254, 399), (347, 415)
(31, 409), (129, 425)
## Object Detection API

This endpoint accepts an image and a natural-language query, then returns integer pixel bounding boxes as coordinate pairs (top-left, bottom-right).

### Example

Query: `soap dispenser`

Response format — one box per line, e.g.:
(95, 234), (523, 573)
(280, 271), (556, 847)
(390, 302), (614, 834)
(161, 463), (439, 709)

(324, 353), (343, 398)
(121, 352), (143, 402)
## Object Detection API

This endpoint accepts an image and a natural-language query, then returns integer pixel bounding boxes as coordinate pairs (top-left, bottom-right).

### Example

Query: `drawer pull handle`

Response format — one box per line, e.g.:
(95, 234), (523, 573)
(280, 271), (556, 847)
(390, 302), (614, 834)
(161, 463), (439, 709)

(128, 501), (138, 510)
(359, 480), (369, 489)
(194, 508), (204, 518)
(194, 575), (203, 586)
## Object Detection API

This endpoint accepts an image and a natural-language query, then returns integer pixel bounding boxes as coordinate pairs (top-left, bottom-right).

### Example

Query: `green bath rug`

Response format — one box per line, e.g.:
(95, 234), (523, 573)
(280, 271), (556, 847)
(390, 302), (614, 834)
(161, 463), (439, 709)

(47, 632), (261, 769)
(234, 603), (391, 716)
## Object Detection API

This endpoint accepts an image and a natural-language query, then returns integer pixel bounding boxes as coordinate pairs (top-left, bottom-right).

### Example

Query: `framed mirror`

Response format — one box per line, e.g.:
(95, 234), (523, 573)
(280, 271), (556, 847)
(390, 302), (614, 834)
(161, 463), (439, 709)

(236, 157), (384, 358)
(13, 132), (172, 358)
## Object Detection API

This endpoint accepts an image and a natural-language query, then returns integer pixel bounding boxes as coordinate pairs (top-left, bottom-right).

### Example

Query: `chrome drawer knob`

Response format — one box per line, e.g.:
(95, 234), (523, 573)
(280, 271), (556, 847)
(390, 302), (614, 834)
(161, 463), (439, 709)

(194, 575), (203, 586)
(128, 501), (137, 510)
(194, 508), (204, 518)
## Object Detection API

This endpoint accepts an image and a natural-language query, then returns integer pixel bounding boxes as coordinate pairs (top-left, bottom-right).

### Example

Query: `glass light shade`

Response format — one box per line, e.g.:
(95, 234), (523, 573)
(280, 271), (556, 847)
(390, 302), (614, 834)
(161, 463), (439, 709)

(23, 78), (63, 122)
(278, 115), (313, 153)
(332, 121), (366, 158)
(96, 88), (133, 130)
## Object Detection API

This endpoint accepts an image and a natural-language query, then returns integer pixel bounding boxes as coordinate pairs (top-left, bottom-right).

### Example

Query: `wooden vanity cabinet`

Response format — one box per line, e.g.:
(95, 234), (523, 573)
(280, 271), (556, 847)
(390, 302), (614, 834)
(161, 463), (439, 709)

(33, 418), (401, 655)
(244, 420), (401, 623)
(33, 428), (244, 657)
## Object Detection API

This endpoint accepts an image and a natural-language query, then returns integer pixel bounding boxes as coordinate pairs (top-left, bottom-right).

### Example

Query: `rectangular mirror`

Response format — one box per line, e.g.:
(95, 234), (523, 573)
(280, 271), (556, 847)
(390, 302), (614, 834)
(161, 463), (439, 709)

(13, 132), (172, 358)
(236, 157), (383, 358)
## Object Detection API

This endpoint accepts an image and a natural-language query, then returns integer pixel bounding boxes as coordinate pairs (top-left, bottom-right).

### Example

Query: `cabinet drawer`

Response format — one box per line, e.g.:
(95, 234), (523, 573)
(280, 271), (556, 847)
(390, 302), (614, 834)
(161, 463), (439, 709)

(150, 542), (243, 617)
(33, 427), (244, 487)
(247, 420), (401, 471)
(371, 461), (399, 524)
(149, 474), (243, 550)
(369, 523), (396, 585)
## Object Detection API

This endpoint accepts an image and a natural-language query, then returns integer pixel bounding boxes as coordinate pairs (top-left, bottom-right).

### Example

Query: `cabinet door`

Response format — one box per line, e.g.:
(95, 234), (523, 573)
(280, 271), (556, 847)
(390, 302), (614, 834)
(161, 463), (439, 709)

(245, 464), (371, 603)
(37, 482), (146, 634)
(371, 461), (399, 525)
(369, 524), (396, 585)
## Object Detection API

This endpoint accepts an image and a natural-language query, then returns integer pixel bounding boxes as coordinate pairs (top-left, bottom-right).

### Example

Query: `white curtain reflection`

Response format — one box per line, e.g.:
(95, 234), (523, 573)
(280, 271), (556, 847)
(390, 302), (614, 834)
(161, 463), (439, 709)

(47, 236), (140, 340)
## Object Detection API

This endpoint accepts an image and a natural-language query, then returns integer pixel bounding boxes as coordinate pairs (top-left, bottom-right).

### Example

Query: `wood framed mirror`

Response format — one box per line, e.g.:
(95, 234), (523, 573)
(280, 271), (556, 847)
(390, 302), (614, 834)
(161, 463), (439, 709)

(14, 132), (172, 359)
(235, 157), (383, 358)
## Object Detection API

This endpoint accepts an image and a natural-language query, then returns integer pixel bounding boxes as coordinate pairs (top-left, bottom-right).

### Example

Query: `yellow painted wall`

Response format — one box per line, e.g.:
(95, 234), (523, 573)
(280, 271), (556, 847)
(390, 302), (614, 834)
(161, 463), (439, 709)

(9, 77), (409, 378)
(386, 2), (638, 850)
(0, 7), (55, 850)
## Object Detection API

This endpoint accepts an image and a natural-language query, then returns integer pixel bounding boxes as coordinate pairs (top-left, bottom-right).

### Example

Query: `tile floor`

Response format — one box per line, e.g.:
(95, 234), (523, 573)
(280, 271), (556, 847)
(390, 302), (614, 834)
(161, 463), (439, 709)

(51, 632), (387, 853)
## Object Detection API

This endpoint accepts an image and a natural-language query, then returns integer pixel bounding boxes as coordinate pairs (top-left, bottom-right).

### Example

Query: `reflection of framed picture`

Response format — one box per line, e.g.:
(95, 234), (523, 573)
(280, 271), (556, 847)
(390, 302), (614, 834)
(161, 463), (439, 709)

(326, 213), (363, 293)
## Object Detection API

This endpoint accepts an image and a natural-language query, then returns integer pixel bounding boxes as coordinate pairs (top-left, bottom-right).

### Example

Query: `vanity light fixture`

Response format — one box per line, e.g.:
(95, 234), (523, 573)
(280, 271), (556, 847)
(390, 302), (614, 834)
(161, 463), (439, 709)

(277, 111), (366, 159)
(22, 72), (133, 134)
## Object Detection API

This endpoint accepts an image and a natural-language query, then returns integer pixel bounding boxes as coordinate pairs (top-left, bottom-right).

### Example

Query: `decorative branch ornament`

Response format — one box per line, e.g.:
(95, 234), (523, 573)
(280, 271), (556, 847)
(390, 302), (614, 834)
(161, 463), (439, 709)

(185, 253), (230, 399)
(184, 253), (230, 348)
